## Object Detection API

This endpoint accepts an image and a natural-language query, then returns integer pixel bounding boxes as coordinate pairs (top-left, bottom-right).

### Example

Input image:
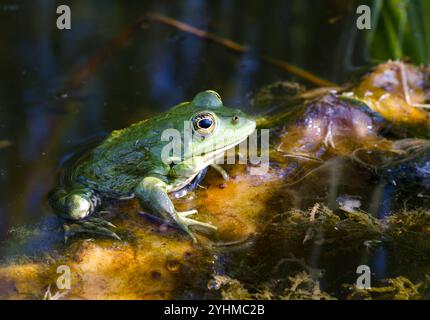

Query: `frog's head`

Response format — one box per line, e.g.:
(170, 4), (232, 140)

(163, 90), (256, 166)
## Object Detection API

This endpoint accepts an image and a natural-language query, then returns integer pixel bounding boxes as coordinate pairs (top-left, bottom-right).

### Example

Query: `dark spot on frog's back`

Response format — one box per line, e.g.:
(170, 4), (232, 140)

(134, 137), (158, 151)
(151, 129), (161, 135)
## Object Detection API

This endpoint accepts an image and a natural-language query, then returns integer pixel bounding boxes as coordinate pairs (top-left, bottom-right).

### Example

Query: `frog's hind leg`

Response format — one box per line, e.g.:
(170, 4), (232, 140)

(48, 185), (120, 241)
(136, 176), (217, 243)
(49, 185), (99, 220)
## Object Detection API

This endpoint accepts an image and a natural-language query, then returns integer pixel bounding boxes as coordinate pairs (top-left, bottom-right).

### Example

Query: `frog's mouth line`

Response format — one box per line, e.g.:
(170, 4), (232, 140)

(197, 134), (253, 167)
(170, 134), (251, 193)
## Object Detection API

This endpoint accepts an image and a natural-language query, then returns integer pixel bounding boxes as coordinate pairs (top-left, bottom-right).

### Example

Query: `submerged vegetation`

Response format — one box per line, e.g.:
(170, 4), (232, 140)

(211, 272), (336, 300)
(345, 276), (430, 300)
(215, 205), (430, 300)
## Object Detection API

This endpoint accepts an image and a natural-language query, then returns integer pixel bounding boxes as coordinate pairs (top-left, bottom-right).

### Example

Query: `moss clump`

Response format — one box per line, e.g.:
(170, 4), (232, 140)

(278, 272), (336, 300)
(222, 202), (430, 300)
(211, 271), (335, 300)
(387, 208), (430, 233)
(385, 209), (430, 266)
(256, 203), (383, 261)
(345, 276), (430, 300)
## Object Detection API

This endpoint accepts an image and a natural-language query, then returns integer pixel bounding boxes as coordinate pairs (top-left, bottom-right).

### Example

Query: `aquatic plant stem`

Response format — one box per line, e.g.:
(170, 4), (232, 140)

(145, 12), (337, 87)
(70, 12), (336, 88)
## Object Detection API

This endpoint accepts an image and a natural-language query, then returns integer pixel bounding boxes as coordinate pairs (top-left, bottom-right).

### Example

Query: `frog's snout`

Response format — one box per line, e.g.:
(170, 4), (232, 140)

(230, 114), (256, 134)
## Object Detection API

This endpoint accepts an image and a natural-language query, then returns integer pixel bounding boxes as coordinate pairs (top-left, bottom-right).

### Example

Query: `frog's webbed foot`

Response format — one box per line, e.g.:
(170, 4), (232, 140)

(63, 216), (121, 242)
(176, 209), (218, 243)
(136, 176), (219, 243)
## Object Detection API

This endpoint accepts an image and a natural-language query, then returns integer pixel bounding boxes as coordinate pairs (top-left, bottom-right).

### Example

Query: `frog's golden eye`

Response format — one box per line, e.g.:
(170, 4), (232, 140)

(192, 112), (217, 136)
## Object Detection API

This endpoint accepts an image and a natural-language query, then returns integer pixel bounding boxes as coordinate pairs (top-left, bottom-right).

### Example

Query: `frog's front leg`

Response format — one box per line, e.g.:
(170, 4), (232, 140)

(135, 176), (217, 243)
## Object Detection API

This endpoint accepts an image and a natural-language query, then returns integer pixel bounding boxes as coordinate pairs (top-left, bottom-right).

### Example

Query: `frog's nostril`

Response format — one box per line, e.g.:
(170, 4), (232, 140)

(232, 116), (239, 124)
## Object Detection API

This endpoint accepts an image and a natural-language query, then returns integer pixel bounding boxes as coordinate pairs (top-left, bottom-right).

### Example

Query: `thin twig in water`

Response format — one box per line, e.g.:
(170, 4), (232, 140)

(303, 203), (320, 244)
(71, 12), (336, 89)
(70, 16), (148, 88)
(309, 203), (320, 222)
(394, 61), (430, 109)
(145, 12), (337, 87)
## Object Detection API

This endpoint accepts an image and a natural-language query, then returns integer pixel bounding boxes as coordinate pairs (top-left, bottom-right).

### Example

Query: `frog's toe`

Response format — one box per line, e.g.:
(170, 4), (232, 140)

(174, 210), (217, 243)
(63, 217), (121, 242)
(177, 210), (217, 230)
(178, 209), (198, 217)
(86, 216), (117, 229)
(184, 227), (198, 244)
(181, 217), (218, 231)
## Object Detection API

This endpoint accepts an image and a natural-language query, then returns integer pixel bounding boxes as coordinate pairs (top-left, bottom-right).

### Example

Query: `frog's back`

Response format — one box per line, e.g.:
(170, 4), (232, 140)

(72, 120), (160, 196)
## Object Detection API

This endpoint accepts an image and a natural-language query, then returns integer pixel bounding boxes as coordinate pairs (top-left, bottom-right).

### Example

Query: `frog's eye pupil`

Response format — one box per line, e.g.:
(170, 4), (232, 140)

(198, 118), (213, 129)
(192, 112), (216, 136)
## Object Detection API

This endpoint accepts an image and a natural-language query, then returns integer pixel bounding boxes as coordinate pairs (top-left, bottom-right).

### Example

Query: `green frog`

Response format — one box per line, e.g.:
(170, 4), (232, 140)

(49, 90), (256, 243)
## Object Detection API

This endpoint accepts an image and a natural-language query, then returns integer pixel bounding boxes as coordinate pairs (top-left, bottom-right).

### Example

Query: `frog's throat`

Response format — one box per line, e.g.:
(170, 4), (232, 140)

(168, 135), (251, 193)
(194, 134), (251, 169)
(169, 135), (249, 193)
